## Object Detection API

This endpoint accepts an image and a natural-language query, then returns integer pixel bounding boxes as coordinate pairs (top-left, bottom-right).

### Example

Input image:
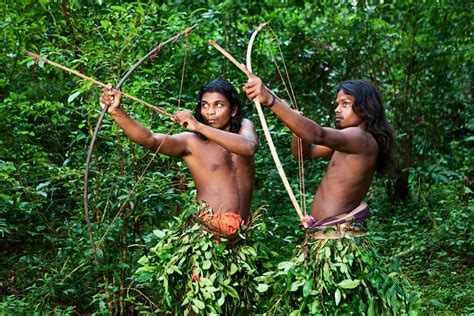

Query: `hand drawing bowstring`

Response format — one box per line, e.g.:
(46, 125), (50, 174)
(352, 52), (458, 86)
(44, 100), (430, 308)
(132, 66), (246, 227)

(26, 25), (194, 264)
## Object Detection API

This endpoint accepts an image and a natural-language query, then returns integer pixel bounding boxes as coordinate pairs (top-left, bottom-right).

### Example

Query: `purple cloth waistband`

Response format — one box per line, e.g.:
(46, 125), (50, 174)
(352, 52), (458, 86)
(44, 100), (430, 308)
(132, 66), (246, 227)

(306, 206), (370, 229)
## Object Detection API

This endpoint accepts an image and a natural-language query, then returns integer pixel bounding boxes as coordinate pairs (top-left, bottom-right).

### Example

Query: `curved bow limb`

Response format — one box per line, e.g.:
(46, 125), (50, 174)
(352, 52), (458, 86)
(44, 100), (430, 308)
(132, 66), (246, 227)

(83, 25), (196, 264)
(246, 23), (307, 228)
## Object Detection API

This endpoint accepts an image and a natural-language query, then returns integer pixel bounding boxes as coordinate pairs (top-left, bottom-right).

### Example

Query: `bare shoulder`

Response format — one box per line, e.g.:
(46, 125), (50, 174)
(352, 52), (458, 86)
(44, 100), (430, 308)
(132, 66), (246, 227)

(340, 127), (373, 140)
(175, 132), (204, 145)
(239, 118), (257, 137)
(324, 126), (378, 155)
(241, 118), (254, 127)
(341, 126), (367, 135)
(345, 127), (378, 153)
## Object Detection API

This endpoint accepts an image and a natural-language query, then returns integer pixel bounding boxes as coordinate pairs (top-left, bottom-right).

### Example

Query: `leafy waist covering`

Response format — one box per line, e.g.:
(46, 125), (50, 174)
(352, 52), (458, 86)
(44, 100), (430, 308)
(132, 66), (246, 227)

(258, 207), (420, 315)
(134, 204), (274, 315)
(134, 203), (420, 314)
(305, 202), (370, 239)
(259, 234), (420, 315)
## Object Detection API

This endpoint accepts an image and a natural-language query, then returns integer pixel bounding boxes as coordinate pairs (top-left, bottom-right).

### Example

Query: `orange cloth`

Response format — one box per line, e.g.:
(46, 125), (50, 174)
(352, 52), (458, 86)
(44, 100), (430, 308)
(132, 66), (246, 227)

(192, 212), (243, 282)
(200, 212), (243, 235)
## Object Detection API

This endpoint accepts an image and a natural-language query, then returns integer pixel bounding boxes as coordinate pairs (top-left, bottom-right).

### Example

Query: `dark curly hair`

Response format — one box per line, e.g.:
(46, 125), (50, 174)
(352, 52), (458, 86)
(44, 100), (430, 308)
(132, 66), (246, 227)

(338, 80), (395, 173)
(194, 79), (244, 134)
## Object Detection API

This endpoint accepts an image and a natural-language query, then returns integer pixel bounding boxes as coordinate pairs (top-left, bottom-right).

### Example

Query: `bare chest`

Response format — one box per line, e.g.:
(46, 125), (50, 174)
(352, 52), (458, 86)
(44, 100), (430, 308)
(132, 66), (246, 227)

(184, 140), (251, 174)
(326, 151), (375, 179)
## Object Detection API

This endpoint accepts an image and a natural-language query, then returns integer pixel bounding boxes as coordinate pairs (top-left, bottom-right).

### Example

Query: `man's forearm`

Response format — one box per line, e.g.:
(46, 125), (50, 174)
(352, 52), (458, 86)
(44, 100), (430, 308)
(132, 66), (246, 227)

(270, 99), (324, 144)
(195, 124), (257, 157)
(109, 108), (154, 148)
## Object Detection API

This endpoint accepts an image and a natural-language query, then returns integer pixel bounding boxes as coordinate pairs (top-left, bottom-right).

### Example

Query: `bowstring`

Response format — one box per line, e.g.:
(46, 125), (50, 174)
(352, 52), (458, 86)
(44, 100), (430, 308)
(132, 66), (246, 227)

(97, 125), (175, 247)
(97, 31), (191, 248)
(265, 25), (307, 217)
(265, 40), (305, 212)
(177, 33), (189, 108)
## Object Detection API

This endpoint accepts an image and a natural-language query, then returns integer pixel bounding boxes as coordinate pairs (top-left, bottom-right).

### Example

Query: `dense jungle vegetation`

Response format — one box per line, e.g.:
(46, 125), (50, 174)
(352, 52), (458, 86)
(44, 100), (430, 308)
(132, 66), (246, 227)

(1, 0), (472, 314)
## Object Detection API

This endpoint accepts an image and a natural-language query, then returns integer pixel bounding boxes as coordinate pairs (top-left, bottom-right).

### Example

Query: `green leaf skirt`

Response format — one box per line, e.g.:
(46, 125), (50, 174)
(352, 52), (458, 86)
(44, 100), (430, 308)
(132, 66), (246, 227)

(134, 205), (273, 315)
(258, 232), (420, 315)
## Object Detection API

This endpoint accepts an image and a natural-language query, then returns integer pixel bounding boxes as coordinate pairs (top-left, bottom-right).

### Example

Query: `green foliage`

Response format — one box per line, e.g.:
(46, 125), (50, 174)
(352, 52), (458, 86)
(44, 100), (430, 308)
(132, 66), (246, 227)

(369, 169), (473, 314)
(259, 236), (418, 315)
(0, 0), (471, 314)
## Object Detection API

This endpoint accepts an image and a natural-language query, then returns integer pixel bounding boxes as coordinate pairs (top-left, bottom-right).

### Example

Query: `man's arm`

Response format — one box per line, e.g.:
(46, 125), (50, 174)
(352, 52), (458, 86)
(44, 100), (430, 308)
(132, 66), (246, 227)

(244, 74), (367, 154)
(174, 111), (258, 157)
(100, 86), (189, 157)
(291, 135), (334, 160)
(289, 110), (334, 160)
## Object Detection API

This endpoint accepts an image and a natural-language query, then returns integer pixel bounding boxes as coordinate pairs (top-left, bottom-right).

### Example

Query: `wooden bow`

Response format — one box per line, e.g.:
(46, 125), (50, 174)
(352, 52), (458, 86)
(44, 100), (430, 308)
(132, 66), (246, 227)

(245, 23), (306, 228)
(82, 25), (195, 263)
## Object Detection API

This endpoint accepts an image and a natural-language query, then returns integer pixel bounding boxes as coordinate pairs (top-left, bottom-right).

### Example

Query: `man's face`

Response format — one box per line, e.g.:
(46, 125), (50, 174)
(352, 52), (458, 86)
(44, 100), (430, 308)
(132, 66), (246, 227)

(200, 92), (236, 131)
(334, 90), (363, 129)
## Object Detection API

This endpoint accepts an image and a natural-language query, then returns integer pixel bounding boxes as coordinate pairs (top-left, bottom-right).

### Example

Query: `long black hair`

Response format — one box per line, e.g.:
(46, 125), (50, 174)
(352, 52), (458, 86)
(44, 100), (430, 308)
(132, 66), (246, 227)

(194, 79), (244, 134)
(338, 80), (395, 173)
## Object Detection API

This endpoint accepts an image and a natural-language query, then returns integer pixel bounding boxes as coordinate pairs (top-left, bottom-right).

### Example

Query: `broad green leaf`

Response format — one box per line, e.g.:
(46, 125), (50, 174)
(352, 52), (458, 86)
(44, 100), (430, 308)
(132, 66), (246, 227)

(217, 293), (225, 306)
(153, 230), (166, 238)
(230, 263), (238, 275)
(192, 299), (205, 310)
(36, 181), (50, 190)
(338, 279), (361, 289)
(68, 91), (81, 104)
(289, 280), (304, 292)
(256, 283), (268, 292)
(202, 260), (211, 270)
(335, 288), (341, 306)
(278, 261), (295, 272)
(303, 279), (313, 297)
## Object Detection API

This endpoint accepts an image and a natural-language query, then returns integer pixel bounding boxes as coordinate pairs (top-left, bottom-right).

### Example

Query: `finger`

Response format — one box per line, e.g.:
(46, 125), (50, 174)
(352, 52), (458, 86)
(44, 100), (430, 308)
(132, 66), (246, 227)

(243, 83), (253, 91)
(100, 94), (108, 104)
(105, 83), (113, 93)
(243, 85), (254, 95)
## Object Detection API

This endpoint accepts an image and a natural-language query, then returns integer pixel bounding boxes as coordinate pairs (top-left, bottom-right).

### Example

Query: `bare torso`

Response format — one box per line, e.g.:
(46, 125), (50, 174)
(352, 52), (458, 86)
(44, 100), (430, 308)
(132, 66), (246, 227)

(182, 133), (254, 220)
(101, 88), (256, 221)
(311, 130), (378, 220)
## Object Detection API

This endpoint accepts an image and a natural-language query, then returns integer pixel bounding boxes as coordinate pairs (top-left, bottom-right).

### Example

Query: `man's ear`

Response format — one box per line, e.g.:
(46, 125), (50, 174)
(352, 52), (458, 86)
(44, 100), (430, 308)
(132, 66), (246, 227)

(231, 106), (237, 117)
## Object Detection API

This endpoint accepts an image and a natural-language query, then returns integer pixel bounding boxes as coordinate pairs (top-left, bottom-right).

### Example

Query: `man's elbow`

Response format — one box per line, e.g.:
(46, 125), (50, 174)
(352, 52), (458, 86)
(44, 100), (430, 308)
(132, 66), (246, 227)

(137, 135), (158, 150)
(291, 149), (299, 160)
(244, 141), (258, 157)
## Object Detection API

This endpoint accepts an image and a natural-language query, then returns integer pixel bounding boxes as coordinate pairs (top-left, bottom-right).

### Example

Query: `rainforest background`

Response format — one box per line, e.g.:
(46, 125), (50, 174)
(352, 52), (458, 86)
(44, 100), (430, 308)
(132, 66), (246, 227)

(0, 0), (472, 314)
